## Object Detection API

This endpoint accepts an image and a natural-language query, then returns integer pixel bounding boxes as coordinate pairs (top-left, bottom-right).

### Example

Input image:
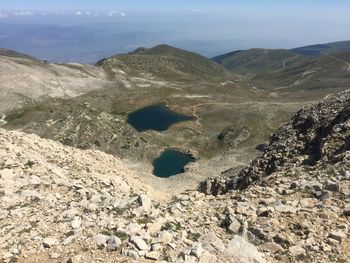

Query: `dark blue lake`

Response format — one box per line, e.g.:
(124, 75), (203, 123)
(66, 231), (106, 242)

(127, 103), (194, 132)
(153, 149), (195, 178)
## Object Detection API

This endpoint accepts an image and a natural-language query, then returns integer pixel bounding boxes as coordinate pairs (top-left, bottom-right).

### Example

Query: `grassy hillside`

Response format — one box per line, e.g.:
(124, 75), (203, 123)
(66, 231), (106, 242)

(291, 41), (350, 56)
(251, 51), (350, 91)
(211, 48), (298, 75)
(97, 44), (229, 80)
(212, 41), (350, 91)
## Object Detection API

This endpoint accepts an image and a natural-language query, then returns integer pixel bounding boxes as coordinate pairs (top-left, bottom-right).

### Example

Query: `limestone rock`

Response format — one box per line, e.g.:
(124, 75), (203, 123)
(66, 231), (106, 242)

(130, 236), (149, 251)
(223, 235), (265, 263)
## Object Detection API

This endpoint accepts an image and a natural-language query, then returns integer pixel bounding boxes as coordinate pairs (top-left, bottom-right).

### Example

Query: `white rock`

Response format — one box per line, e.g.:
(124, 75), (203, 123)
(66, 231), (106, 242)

(199, 251), (217, 263)
(93, 234), (109, 247)
(289, 245), (306, 256)
(157, 231), (173, 244)
(145, 251), (161, 260)
(126, 223), (142, 234)
(130, 236), (149, 251)
(201, 233), (225, 252)
(62, 235), (76, 246)
(138, 194), (152, 214)
(191, 243), (204, 259)
(71, 216), (82, 229)
(127, 250), (139, 260)
(50, 252), (61, 259)
(328, 230), (347, 242)
(224, 235), (265, 263)
(42, 237), (58, 248)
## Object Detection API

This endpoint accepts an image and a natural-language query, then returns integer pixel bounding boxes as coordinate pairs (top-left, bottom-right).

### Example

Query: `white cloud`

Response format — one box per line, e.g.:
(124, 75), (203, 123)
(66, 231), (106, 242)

(13, 11), (35, 16)
(75, 11), (82, 16)
(0, 12), (9, 19)
(85, 11), (91, 16)
(107, 11), (126, 17)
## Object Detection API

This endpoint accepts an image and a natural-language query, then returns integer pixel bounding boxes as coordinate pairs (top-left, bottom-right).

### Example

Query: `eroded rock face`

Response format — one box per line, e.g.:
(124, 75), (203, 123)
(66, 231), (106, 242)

(200, 90), (350, 194)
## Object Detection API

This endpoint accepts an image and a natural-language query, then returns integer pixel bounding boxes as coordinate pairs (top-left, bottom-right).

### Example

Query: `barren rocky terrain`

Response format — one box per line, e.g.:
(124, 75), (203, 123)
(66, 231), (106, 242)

(1, 90), (350, 263)
(0, 44), (349, 262)
(0, 50), (108, 115)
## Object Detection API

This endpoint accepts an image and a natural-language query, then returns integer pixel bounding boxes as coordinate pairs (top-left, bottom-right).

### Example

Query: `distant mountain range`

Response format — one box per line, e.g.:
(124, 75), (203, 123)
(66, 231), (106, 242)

(211, 40), (350, 91)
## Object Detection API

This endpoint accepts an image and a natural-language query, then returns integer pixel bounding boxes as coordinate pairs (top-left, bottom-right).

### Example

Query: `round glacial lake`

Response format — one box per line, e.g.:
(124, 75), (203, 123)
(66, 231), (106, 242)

(152, 149), (195, 178)
(127, 103), (194, 132)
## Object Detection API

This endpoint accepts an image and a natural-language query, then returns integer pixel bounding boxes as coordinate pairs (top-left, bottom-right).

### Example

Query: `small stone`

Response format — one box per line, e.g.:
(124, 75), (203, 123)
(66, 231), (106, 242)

(289, 245), (305, 256)
(127, 250), (139, 260)
(199, 251), (217, 263)
(201, 233), (225, 252)
(328, 230), (347, 242)
(107, 236), (121, 251)
(299, 198), (316, 208)
(2, 252), (13, 262)
(50, 253), (61, 259)
(126, 223), (142, 234)
(42, 237), (58, 248)
(274, 203), (296, 214)
(9, 247), (19, 255)
(0, 209), (9, 220)
(261, 242), (284, 254)
(324, 181), (339, 192)
(130, 236), (149, 251)
(62, 235), (76, 246)
(71, 216), (82, 229)
(93, 234), (109, 247)
(184, 255), (197, 263)
(190, 243), (204, 259)
(157, 231), (173, 243)
(138, 194), (152, 214)
(145, 251), (160, 260)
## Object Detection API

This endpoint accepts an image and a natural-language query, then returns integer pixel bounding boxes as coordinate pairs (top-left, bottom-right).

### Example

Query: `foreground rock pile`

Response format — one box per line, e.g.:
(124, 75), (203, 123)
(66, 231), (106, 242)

(0, 128), (265, 263)
(1, 89), (349, 263)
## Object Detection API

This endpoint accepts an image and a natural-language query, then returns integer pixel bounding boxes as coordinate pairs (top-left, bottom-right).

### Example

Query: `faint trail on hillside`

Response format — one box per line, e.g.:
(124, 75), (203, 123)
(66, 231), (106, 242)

(191, 102), (236, 119)
(325, 53), (350, 72)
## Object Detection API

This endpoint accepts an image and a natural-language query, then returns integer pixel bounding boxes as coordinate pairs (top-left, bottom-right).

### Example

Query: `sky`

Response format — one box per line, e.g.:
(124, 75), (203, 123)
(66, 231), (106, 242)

(0, 0), (350, 12)
(0, 1), (349, 62)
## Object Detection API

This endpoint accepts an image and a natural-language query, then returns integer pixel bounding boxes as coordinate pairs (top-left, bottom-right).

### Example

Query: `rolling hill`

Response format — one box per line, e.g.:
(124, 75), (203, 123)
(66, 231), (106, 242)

(291, 40), (350, 56)
(97, 44), (229, 80)
(212, 48), (298, 75)
(212, 41), (350, 91)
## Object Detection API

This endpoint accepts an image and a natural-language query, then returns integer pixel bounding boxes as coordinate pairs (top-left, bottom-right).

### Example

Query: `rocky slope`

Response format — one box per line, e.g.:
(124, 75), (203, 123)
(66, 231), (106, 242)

(0, 128), (266, 263)
(201, 89), (350, 194)
(0, 51), (108, 115)
(1, 90), (349, 263)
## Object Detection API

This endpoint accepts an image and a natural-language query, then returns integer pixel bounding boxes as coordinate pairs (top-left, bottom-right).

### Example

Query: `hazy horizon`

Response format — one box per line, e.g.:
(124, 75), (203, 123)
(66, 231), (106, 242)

(0, 0), (349, 63)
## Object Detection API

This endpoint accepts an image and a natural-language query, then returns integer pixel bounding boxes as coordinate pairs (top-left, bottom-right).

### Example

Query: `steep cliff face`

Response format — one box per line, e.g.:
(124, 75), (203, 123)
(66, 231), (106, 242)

(200, 90), (350, 195)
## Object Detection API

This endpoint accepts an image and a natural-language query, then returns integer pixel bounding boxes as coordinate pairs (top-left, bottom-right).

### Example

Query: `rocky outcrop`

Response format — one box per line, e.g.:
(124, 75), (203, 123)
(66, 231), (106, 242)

(201, 90), (350, 194)
(218, 126), (251, 148)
